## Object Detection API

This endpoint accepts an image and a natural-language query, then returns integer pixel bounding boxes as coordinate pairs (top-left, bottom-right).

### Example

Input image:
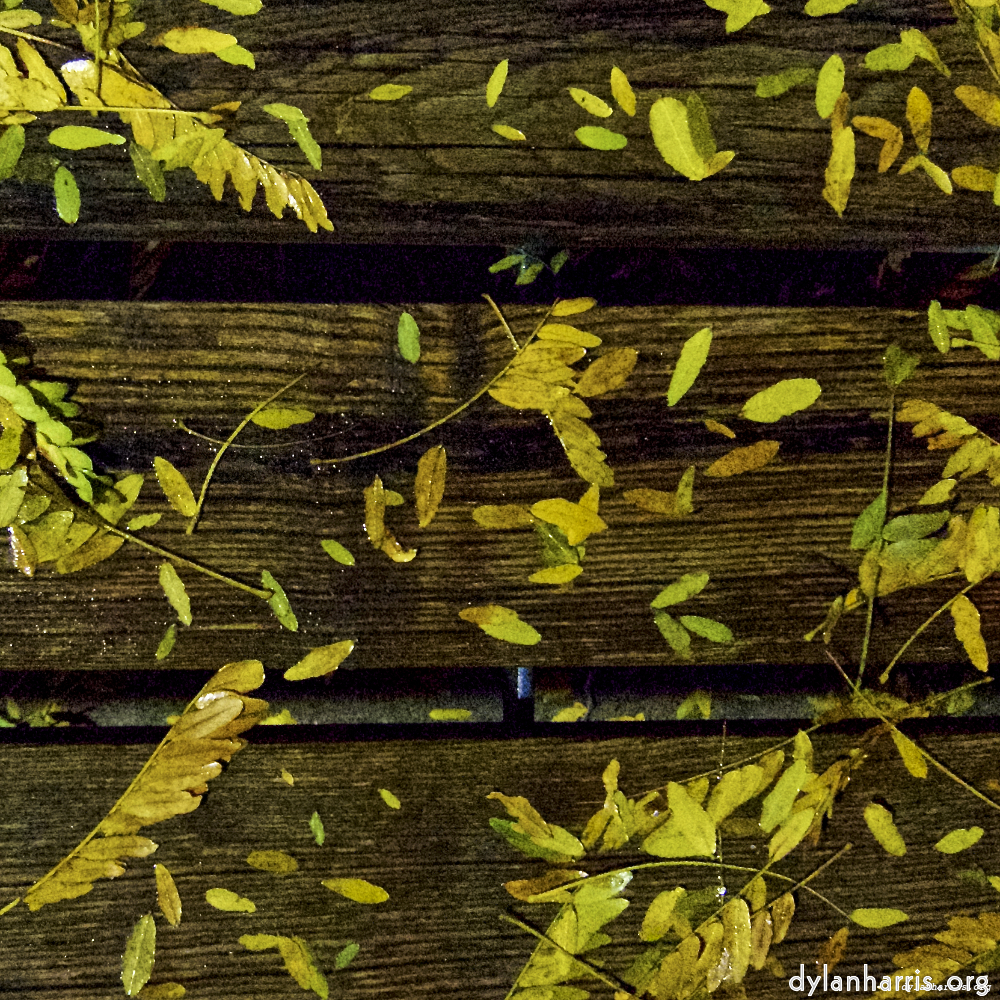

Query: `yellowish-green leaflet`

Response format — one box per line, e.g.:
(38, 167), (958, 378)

(864, 803), (906, 856)
(610, 66), (636, 116)
(155, 864), (182, 927)
(760, 758), (810, 832)
(246, 849), (299, 874)
(815, 54), (845, 119)
(0, 124), (25, 182)
(642, 782), (716, 857)
(261, 570), (298, 631)
(310, 811), (325, 846)
(158, 562), (192, 625)
(928, 300), (951, 354)
(322, 877), (389, 903)
(48, 126), (126, 150)
(155, 623), (177, 660)
(568, 87), (612, 117)
(429, 707), (473, 721)
(284, 640), (355, 680)
(575, 126), (627, 150)
(321, 539), (355, 565)
(369, 84), (412, 101)
(740, 378), (822, 422)
(881, 511), (949, 542)
(883, 343), (920, 387)
(492, 124), (525, 141)
(129, 143), (166, 202)
(755, 67), (816, 98)
(677, 689), (711, 720)
(459, 605), (541, 645)
(686, 94), (715, 160)
(935, 827), (984, 854)
(651, 571), (710, 608)
(398, 311), (421, 363)
(122, 914), (156, 997)
(951, 595), (989, 672)
(865, 42), (914, 73)
(127, 513), (161, 530)
(154, 26), (235, 53)
(703, 0), (771, 33)
(679, 615), (733, 643)
(335, 942), (360, 969)
(262, 104), (321, 170)
(803, 0), (856, 13)
(850, 491), (886, 549)
(199, 0), (262, 13)
(486, 60), (508, 108)
(849, 908), (908, 928)
(154, 457), (197, 517)
(251, 407), (315, 429)
(378, 788), (401, 809)
(900, 28), (950, 78)
(667, 326), (712, 404)
(655, 612), (691, 658)
(205, 887), (256, 912)
(0, 9), (42, 27)
(136, 982), (186, 999)
(53, 166), (79, 225)
(650, 99), (733, 180)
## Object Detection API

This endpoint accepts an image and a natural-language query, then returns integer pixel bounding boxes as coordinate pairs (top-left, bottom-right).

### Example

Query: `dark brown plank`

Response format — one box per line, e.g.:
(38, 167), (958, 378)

(3, 0), (998, 248)
(0, 731), (997, 998)
(2, 301), (997, 674)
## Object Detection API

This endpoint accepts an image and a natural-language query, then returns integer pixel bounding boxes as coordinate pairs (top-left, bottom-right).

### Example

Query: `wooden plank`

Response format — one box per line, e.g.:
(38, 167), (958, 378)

(0, 731), (997, 998)
(2, 301), (997, 674)
(2, 0), (998, 248)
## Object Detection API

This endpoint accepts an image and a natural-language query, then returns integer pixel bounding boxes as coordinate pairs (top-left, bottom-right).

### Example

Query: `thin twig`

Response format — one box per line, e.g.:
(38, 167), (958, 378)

(483, 293), (521, 350)
(0, 28), (73, 49)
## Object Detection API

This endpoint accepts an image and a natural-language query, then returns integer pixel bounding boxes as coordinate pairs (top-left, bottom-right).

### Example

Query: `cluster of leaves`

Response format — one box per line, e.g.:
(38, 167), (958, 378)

(0, 0), (330, 228)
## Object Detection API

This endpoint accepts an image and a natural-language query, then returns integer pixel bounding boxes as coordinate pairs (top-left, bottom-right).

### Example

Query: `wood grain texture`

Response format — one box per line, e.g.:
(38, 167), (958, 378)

(2, 0), (998, 248)
(0, 731), (997, 998)
(1, 300), (998, 675)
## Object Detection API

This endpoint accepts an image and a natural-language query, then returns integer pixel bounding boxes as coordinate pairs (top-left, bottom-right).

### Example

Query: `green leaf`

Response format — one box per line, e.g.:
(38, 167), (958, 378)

(250, 407), (315, 429)
(679, 615), (733, 643)
(760, 758), (810, 832)
(215, 43), (255, 68)
(369, 84), (412, 101)
(48, 126), (126, 150)
(864, 802), (906, 856)
(755, 67), (815, 98)
(489, 254), (525, 273)
(0, 125), (25, 181)
(900, 28), (950, 78)
(804, 0), (856, 13)
(335, 942), (359, 969)
(263, 105), (321, 169)
(459, 604), (541, 645)
(378, 788), (401, 809)
(686, 94), (715, 159)
(516, 262), (544, 285)
(129, 142), (166, 201)
(917, 479), (955, 505)
(666, 326), (712, 405)
(310, 811), (325, 846)
(321, 539), (355, 565)
(429, 708), (473, 721)
(650, 98), (710, 180)
(486, 60), (508, 108)
(850, 491), (886, 550)
(864, 42), (915, 72)
(262, 569), (298, 631)
(883, 343), (920, 387)
(654, 612), (692, 657)
(492, 124), (525, 141)
(158, 562), (192, 626)
(815, 53), (845, 119)
(575, 126), (627, 150)
(935, 827), (984, 854)
(549, 250), (569, 273)
(568, 87), (613, 117)
(741, 378), (822, 422)
(703, 0), (771, 33)
(397, 312), (421, 363)
(881, 510), (950, 542)
(198, 0), (262, 13)
(651, 572), (710, 608)
(155, 624), (177, 660)
(284, 640), (355, 680)
(53, 165), (80, 225)
(849, 908), (908, 928)
(122, 914), (156, 997)
(676, 690), (711, 720)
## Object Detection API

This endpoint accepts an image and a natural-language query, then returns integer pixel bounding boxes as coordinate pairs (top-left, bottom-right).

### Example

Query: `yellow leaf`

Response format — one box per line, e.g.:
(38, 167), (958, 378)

(573, 347), (638, 398)
(651, 98), (731, 180)
(505, 869), (587, 901)
(547, 400), (614, 487)
(906, 86), (932, 153)
(951, 165), (995, 191)
(760, 758), (811, 832)
(22, 662), (267, 911)
(284, 640), (356, 680)
(492, 124), (525, 141)
(935, 826), (984, 854)
(642, 782), (717, 857)
(750, 911), (773, 971)
(459, 604), (541, 645)
(950, 594), (988, 671)
(864, 802), (906, 856)
(641, 887), (686, 941)
(246, 850), (298, 875)
(428, 708), (473, 721)
(768, 807), (815, 861)
(321, 877), (389, 904)
(741, 378), (822, 422)
(154, 27), (237, 53)
(706, 764), (765, 823)
(250, 407), (314, 429)
(676, 689), (711, 719)
(239, 935), (328, 998)
(568, 87), (612, 117)
(205, 887), (256, 912)
(551, 701), (589, 722)
(378, 788), (401, 809)
(472, 504), (535, 529)
(822, 125), (855, 218)
(623, 466), (695, 519)
(155, 864), (181, 926)
(850, 908), (908, 928)
(153, 457), (197, 518)
(138, 985), (186, 1000)
(667, 326), (713, 405)
(960, 505), (1000, 583)
(280, 769), (295, 785)
(955, 84), (1000, 128)
(415, 444), (446, 527)
(490, 373), (569, 411)
(530, 497), (607, 546)
(851, 115), (903, 172)
(815, 54), (845, 118)
(368, 83), (411, 101)
(704, 419), (736, 438)
(899, 154), (953, 194)
(536, 323), (602, 348)
(552, 297), (597, 316)
(717, 898), (752, 986)
(704, 440), (780, 477)
(529, 563), (583, 585)
(918, 479), (956, 505)
(122, 914), (156, 997)
(610, 66), (636, 116)
(891, 727), (927, 778)
(486, 60), (508, 108)
(704, 0), (771, 33)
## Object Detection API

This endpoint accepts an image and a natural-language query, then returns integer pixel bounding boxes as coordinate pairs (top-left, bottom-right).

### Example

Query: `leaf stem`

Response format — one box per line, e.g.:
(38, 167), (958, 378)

(879, 577), (983, 684)
(856, 392), (895, 691)
(483, 293), (521, 350)
(185, 373), (307, 534)
(0, 28), (73, 49)
(311, 301), (554, 465)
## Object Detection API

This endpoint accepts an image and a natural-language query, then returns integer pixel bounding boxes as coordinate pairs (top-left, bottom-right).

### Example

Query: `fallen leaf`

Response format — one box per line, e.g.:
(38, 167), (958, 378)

(397, 312), (420, 363)
(705, 440), (780, 477)
(610, 66), (636, 115)
(552, 701), (589, 722)
(486, 60), (508, 108)
(816, 54), (845, 118)
(415, 445), (446, 527)
(378, 788), (401, 809)
(261, 570), (298, 631)
(552, 297), (597, 316)
(822, 125), (855, 218)
(849, 908), (908, 928)
(369, 84), (411, 101)
(250, 407), (314, 429)
(284, 640), (356, 680)
(428, 708), (473, 721)
(864, 802), (906, 856)
(459, 605), (541, 645)
(529, 563), (583, 585)
(153, 457), (197, 518)
(320, 539), (355, 565)
(246, 849), (298, 875)
(492, 124), (525, 141)
(205, 887), (256, 912)
(122, 914), (156, 997)
(48, 125), (125, 149)
(950, 594), (989, 671)
(321, 878), (389, 904)
(741, 378), (822, 422)
(310, 811), (325, 846)
(568, 87), (612, 117)
(651, 572), (710, 608)
(155, 864), (181, 926)
(158, 562), (191, 626)
(906, 86), (932, 153)
(935, 827), (984, 854)
(575, 348), (638, 397)
(667, 327), (713, 405)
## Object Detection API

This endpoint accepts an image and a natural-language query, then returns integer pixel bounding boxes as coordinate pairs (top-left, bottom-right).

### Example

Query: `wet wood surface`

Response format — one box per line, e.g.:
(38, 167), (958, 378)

(0, 729), (997, 998)
(3, 0), (999, 249)
(1, 300), (997, 681)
